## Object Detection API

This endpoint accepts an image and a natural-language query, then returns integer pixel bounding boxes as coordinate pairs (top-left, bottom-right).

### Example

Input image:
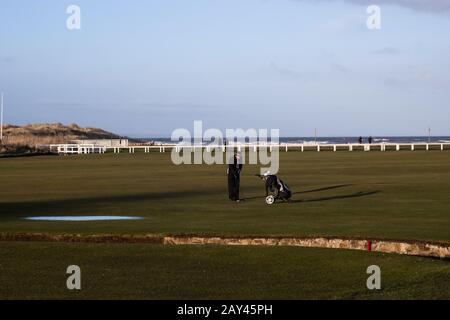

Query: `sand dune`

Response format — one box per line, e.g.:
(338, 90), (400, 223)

(1, 123), (121, 154)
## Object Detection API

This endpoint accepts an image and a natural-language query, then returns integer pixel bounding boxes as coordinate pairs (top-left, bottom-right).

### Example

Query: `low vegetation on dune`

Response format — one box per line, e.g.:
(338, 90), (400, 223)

(0, 123), (121, 155)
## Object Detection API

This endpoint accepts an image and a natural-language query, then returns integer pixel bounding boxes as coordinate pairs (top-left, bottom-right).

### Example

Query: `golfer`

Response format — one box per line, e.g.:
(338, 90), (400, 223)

(228, 152), (243, 202)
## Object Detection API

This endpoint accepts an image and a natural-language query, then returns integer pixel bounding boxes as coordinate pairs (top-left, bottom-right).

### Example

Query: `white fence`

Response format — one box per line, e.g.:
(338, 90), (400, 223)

(50, 144), (106, 154)
(51, 142), (450, 155)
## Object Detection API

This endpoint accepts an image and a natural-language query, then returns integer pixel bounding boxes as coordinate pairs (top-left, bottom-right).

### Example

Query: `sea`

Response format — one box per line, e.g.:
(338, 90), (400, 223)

(136, 136), (450, 145)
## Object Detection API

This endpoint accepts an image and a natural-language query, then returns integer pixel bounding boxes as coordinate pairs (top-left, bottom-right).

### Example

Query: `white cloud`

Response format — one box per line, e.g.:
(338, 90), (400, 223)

(293, 0), (450, 13)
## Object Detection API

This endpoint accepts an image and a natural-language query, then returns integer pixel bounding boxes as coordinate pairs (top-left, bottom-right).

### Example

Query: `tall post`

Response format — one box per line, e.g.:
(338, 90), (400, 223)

(0, 92), (3, 143)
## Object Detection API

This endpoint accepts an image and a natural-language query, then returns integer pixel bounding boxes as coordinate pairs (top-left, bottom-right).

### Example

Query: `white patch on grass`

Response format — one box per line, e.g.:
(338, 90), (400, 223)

(24, 216), (143, 221)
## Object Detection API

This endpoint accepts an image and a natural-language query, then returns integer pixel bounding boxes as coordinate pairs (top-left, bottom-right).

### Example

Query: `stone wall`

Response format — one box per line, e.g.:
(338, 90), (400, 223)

(1, 233), (449, 259)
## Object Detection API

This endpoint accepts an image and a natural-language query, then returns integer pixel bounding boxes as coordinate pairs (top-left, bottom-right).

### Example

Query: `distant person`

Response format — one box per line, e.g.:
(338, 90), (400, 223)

(228, 152), (243, 202)
(368, 136), (373, 144)
(358, 136), (363, 144)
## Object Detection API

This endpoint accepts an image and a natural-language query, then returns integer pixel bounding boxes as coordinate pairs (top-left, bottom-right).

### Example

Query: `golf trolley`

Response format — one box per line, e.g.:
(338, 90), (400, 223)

(256, 172), (292, 205)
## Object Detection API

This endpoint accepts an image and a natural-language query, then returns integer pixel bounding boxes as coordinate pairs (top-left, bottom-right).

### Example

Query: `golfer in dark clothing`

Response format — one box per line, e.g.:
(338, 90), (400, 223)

(228, 153), (243, 202)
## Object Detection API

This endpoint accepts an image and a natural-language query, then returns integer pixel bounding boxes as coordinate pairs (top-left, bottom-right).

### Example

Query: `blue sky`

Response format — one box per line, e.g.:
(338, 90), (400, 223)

(1, 0), (449, 137)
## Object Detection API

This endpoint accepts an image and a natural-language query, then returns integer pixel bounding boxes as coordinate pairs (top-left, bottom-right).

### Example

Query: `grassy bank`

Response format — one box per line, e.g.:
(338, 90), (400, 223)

(1, 241), (449, 300)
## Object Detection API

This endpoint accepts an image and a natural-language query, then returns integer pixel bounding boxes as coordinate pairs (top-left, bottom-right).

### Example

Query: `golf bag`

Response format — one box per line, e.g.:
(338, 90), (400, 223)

(257, 173), (292, 204)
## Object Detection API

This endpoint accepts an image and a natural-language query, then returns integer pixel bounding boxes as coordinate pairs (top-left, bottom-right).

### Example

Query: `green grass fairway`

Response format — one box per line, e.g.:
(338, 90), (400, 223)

(1, 151), (449, 299)
(1, 152), (450, 242)
(1, 242), (449, 300)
